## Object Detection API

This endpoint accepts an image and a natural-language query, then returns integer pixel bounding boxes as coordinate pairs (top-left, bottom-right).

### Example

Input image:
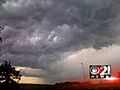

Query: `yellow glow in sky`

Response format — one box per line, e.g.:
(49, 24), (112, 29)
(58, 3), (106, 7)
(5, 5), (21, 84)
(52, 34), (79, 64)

(19, 76), (46, 84)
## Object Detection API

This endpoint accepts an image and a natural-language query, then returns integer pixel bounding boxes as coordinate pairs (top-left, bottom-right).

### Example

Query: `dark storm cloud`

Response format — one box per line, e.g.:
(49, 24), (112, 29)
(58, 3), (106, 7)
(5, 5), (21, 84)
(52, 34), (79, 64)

(0, 0), (120, 71)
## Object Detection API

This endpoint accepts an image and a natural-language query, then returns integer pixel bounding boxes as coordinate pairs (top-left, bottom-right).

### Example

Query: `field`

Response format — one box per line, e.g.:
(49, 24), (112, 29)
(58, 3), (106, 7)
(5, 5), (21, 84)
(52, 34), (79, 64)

(18, 82), (120, 90)
(1, 82), (120, 90)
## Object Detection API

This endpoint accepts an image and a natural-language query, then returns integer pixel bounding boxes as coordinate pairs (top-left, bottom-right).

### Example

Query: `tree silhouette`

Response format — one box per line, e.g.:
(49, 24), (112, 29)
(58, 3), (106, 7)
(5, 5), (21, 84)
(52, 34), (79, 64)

(0, 61), (22, 90)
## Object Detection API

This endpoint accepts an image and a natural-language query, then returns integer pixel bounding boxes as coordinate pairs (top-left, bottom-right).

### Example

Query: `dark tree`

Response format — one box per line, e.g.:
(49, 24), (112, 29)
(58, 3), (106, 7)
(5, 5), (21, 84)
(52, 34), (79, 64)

(0, 61), (22, 90)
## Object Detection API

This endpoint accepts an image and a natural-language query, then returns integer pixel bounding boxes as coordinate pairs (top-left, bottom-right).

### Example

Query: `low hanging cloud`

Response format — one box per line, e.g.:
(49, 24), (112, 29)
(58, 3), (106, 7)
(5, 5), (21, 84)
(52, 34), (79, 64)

(48, 45), (120, 83)
(0, 0), (120, 83)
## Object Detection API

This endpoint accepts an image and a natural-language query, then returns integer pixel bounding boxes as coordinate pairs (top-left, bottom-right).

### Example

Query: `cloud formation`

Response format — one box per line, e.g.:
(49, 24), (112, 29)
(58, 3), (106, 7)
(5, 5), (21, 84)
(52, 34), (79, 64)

(49, 45), (120, 81)
(0, 0), (120, 83)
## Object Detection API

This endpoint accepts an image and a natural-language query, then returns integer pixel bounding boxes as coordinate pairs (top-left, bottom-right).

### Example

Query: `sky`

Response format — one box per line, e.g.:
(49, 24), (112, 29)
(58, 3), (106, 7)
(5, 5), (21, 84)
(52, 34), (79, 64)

(0, 0), (120, 84)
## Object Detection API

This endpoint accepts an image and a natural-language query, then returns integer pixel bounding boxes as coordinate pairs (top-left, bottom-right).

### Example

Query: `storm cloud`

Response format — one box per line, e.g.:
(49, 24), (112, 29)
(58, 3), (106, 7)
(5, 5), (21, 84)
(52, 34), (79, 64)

(0, 0), (120, 83)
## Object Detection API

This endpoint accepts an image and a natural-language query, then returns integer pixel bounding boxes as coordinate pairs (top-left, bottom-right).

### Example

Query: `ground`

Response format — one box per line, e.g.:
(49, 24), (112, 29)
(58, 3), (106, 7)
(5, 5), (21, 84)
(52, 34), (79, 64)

(1, 82), (119, 90)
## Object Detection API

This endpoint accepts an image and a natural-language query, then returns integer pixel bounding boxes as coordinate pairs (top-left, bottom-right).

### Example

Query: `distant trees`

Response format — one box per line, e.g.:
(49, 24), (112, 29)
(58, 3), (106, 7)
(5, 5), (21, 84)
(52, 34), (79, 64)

(0, 61), (22, 90)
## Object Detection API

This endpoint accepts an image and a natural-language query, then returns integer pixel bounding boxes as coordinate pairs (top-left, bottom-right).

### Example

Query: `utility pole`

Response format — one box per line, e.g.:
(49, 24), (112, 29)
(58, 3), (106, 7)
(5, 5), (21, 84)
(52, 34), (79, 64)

(0, 26), (4, 60)
(81, 62), (86, 82)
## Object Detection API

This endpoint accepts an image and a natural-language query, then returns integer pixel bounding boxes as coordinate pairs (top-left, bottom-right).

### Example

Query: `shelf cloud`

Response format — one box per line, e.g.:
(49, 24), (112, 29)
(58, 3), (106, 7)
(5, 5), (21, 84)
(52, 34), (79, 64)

(0, 0), (120, 83)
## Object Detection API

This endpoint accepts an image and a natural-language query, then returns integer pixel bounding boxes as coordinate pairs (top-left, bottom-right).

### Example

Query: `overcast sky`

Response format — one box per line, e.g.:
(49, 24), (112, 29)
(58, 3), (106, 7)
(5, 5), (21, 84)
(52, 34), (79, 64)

(0, 0), (120, 84)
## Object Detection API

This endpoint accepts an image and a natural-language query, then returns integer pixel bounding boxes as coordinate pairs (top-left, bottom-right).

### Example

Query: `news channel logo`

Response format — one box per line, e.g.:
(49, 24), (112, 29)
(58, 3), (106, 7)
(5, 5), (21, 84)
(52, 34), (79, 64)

(89, 65), (111, 79)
